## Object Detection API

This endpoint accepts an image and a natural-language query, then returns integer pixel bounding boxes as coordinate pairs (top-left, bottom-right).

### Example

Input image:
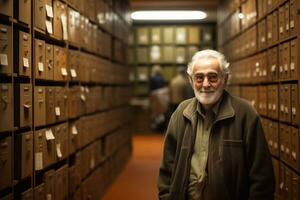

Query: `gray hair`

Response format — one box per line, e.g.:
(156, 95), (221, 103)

(187, 49), (230, 75)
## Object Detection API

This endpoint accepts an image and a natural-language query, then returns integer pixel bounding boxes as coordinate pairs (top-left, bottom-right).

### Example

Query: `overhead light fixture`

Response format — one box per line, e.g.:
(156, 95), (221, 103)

(131, 10), (207, 21)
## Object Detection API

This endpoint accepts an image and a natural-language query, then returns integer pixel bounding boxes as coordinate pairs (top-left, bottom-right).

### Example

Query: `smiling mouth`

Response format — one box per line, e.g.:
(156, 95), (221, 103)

(200, 90), (215, 93)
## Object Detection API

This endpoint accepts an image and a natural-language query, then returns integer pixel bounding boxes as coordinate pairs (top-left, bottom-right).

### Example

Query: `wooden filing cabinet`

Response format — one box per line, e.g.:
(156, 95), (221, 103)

(14, 131), (33, 179)
(19, 0), (31, 25)
(18, 31), (31, 77)
(0, 25), (12, 74)
(0, 84), (13, 132)
(34, 39), (46, 79)
(0, 136), (12, 190)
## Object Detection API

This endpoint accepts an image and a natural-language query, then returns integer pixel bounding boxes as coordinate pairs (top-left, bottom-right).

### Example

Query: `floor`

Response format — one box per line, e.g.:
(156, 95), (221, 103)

(102, 134), (165, 200)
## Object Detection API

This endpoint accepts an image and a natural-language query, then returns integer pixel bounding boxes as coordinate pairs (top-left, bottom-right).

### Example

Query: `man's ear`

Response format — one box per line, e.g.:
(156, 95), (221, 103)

(223, 74), (229, 85)
(188, 76), (193, 85)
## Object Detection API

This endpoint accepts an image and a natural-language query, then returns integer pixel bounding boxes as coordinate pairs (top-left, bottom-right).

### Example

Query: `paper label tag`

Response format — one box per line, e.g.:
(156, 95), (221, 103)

(274, 143), (278, 149)
(290, 62), (295, 70)
(285, 106), (289, 113)
(0, 54), (8, 66)
(45, 5), (54, 18)
(35, 152), (43, 170)
(280, 26), (284, 33)
(268, 32), (272, 39)
(284, 64), (288, 71)
(90, 156), (95, 169)
(286, 23), (289, 31)
(61, 67), (68, 76)
(290, 20), (295, 28)
(273, 104), (276, 110)
(55, 107), (61, 116)
(279, 66), (283, 72)
(45, 129), (55, 140)
(286, 148), (290, 154)
(292, 107), (296, 115)
(61, 15), (68, 40)
(70, 69), (77, 78)
(268, 140), (273, 146)
(46, 20), (53, 34)
(56, 143), (62, 158)
(292, 152), (296, 160)
(263, 70), (267, 76)
(38, 62), (44, 72)
(280, 144), (284, 151)
(268, 103), (272, 110)
(280, 104), (284, 112)
(72, 125), (78, 135)
(85, 87), (89, 93)
(81, 94), (86, 101)
(271, 65), (276, 72)
(23, 57), (29, 68)
(280, 182), (284, 189)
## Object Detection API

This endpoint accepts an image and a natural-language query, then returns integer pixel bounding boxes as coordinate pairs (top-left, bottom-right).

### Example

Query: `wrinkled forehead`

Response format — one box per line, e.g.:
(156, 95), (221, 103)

(193, 57), (221, 74)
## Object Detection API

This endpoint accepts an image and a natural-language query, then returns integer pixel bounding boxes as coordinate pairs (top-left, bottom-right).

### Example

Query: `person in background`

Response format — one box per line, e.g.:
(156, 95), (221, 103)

(169, 66), (190, 114)
(150, 65), (166, 92)
(149, 65), (168, 131)
(157, 49), (275, 200)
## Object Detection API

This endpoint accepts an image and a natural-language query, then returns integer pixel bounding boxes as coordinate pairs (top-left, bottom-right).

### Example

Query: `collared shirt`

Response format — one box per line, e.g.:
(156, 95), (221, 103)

(188, 97), (222, 200)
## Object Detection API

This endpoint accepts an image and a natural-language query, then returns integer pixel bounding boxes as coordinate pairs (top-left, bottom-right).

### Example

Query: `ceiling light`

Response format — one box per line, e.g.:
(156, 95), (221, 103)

(131, 10), (207, 21)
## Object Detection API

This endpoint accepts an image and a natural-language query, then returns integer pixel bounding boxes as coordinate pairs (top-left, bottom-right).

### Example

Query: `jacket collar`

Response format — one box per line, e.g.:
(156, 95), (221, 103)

(183, 90), (235, 126)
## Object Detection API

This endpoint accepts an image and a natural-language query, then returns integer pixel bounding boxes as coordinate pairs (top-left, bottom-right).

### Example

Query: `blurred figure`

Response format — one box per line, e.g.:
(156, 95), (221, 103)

(169, 67), (190, 114)
(150, 65), (166, 91)
(149, 65), (168, 132)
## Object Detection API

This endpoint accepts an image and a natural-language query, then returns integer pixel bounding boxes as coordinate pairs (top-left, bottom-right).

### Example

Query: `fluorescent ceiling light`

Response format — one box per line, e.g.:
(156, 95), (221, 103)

(131, 10), (207, 21)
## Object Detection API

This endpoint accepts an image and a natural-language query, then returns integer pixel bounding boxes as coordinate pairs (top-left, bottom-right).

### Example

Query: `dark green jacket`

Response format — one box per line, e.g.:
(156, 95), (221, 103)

(157, 91), (275, 200)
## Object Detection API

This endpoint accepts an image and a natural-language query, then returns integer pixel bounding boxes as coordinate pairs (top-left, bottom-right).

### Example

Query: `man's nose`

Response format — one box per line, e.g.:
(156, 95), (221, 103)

(202, 76), (210, 87)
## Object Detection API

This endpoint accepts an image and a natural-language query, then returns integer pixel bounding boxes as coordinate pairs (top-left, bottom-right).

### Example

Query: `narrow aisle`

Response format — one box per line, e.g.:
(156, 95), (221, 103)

(102, 134), (165, 200)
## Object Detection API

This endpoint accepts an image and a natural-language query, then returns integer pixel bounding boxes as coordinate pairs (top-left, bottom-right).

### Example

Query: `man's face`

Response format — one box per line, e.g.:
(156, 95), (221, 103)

(190, 58), (227, 108)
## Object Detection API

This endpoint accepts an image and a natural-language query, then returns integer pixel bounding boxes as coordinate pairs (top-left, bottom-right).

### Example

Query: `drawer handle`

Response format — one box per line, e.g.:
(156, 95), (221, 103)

(1, 97), (8, 105)
(0, 142), (8, 147)
(25, 135), (31, 141)
(0, 158), (7, 165)
(1, 44), (8, 50)
(23, 34), (28, 41)
(0, 28), (7, 33)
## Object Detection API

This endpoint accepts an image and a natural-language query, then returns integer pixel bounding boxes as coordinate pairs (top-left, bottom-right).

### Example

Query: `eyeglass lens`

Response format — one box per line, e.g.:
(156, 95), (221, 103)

(193, 72), (219, 83)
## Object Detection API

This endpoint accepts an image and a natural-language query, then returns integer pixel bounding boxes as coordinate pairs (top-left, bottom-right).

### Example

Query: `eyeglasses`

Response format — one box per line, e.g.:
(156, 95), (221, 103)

(191, 72), (222, 83)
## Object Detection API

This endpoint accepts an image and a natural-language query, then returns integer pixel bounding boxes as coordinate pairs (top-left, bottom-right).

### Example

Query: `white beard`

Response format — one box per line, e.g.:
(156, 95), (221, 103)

(194, 87), (223, 106)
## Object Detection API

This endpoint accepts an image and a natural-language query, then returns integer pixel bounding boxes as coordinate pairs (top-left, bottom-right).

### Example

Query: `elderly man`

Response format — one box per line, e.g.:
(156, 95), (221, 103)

(157, 50), (275, 200)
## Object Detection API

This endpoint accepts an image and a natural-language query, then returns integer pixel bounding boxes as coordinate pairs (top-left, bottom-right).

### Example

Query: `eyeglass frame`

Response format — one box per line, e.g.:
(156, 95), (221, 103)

(190, 71), (225, 84)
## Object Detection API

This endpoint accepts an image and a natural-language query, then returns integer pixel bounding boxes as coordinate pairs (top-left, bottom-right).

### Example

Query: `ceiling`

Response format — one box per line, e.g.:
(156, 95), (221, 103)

(129, 0), (219, 22)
